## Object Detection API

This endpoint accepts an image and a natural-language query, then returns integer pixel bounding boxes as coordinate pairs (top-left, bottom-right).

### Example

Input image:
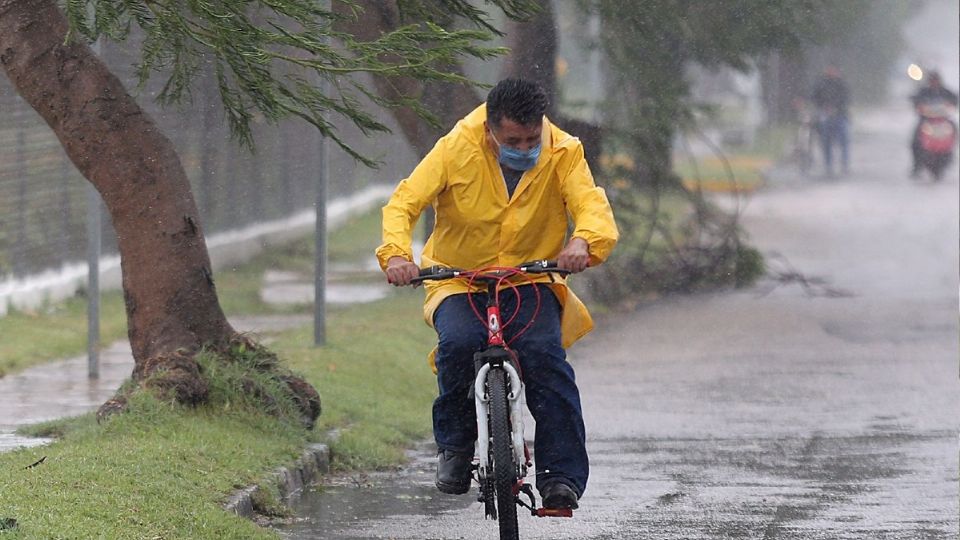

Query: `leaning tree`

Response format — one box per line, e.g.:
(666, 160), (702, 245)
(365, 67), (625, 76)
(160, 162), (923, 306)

(0, 0), (535, 422)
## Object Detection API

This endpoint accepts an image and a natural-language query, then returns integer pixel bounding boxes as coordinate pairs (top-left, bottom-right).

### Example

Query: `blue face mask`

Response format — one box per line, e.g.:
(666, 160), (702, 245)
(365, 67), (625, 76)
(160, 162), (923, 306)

(490, 129), (542, 171)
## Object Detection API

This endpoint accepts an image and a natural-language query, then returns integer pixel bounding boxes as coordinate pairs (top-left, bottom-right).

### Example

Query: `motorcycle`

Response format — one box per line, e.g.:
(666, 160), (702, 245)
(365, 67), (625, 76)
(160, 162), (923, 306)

(915, 101), (958, 181)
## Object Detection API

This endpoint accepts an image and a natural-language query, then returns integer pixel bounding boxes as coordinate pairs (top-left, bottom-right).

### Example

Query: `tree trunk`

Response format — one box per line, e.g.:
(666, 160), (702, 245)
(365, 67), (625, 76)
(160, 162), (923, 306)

(333, 0), (481, 157)
(501, 0), (603, 164)
(503, 0), (557, 116)
(0, 0), (319, 423)
(759, 51), (810, 126)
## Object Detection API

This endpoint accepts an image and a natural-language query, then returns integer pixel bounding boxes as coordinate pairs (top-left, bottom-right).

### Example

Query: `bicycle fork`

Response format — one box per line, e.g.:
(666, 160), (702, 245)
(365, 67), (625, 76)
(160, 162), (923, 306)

(474, 356), (527, 480)
(473, 353), (575, 519)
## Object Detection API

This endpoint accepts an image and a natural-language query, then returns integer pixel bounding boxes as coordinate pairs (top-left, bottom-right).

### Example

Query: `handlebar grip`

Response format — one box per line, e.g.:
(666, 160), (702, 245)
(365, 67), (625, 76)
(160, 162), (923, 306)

(518, 259), (554, 269)
(411, 265), (461, 284)
(418, 265), (442, 277)
(517, 260), (570, 275)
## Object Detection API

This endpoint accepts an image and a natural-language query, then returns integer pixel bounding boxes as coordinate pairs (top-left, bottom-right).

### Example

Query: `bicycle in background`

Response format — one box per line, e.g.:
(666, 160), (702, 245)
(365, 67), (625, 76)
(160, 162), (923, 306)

(790, 97), (817, 175)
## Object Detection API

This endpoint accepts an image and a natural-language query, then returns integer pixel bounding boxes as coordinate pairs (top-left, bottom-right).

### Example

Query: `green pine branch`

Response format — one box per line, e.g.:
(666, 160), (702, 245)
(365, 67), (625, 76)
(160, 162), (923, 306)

(62, 0), (539, 164)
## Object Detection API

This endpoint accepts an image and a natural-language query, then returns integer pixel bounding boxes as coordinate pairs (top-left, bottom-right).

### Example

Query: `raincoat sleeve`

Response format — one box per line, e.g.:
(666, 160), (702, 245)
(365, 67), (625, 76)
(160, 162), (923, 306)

(560, 143), (619, 266)
(375, 139), (448, 270)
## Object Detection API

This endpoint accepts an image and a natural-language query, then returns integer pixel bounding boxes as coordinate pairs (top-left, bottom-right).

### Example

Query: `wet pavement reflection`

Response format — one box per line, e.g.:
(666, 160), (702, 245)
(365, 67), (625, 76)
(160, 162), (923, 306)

(0, 314), (313, 453)
(274, 444), (480, 540)
(0, 342), (133, 452)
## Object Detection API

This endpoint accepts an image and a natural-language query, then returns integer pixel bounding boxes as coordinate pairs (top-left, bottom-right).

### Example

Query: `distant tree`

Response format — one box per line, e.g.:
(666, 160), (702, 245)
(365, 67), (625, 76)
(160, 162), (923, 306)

(0, 0), (534, 421)
(572, 1), (828, 299)
(329, 0), (539, 242)
(502, 0), (557, 111)
(501, 0), (603, 163)
(582, 0), (822, 187)
(332, 1), (549, 157)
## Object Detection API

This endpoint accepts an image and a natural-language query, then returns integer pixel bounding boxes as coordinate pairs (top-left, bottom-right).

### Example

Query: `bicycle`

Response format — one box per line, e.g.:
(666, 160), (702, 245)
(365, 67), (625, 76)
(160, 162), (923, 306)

(412, 260), (576, 540)
(789, 100), (817, 175)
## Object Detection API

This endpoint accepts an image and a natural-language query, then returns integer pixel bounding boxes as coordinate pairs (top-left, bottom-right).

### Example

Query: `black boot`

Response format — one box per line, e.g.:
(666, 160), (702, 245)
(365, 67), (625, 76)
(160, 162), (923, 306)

(540, 481), (579, 509)
(435, 450), (473, 495)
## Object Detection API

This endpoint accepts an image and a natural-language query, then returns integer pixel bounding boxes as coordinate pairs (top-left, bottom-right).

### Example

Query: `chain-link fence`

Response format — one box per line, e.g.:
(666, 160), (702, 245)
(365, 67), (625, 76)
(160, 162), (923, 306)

(0, 39), (416, 309)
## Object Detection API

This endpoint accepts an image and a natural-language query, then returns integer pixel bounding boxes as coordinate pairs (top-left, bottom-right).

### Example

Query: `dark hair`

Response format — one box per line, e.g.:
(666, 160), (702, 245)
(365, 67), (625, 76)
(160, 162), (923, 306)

(486, 78), (548, 128)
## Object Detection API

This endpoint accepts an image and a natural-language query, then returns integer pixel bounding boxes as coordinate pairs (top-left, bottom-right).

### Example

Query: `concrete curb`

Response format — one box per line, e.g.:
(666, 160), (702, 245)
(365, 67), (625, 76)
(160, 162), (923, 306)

(224, 442), (331, 519)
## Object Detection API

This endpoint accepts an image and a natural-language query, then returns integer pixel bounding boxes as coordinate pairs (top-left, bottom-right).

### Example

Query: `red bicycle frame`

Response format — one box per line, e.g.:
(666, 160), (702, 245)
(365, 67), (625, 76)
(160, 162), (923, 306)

(486, 302), (505, 346)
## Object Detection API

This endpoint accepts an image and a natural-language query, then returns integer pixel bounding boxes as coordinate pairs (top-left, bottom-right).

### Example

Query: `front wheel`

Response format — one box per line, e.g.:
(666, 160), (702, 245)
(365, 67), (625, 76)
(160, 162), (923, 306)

(488, 367), (519, 540)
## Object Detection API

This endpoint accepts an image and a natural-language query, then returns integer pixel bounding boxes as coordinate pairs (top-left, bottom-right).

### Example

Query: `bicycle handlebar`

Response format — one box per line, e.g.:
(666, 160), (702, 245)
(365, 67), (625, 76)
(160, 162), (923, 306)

(411, 260), (571, 284)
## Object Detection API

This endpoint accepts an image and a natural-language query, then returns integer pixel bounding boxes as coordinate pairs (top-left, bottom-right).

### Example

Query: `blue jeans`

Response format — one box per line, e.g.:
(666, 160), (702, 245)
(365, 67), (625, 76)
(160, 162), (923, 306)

(432, 284), (589, 496)
(817, 114), (850, 173)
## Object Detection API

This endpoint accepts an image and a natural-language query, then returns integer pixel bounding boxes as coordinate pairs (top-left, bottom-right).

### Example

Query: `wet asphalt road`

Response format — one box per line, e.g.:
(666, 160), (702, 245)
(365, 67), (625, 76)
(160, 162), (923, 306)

(276, 104), (959, 539)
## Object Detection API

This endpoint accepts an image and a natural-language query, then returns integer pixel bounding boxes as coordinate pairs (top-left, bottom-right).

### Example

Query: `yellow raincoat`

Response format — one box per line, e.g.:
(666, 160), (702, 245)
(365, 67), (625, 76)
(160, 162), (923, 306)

(376, 104), (618, 371)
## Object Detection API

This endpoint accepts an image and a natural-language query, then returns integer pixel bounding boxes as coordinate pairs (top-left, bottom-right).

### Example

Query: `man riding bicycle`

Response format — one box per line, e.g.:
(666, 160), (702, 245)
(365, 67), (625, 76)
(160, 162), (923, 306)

(376, 78), (618, 510)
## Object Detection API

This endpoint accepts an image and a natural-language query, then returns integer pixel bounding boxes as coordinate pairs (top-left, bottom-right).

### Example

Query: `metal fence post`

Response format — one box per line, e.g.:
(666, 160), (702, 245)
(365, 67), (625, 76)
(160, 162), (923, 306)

(14, 114), (27, 277)
(87, 39), (102, 379)
(314, 84), (329, 346)
(86, 184), (101, 379)
(314, 123), (328, 346)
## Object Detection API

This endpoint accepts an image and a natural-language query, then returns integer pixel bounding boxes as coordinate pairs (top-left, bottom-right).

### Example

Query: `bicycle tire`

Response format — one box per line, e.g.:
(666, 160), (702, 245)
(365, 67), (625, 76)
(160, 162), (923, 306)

(483, 474), (497, 520)
(488, 368), (519, 540)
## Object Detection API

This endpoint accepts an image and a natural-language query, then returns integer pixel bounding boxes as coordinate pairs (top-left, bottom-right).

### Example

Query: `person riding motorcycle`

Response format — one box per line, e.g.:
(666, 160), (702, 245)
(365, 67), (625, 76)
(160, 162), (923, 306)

(910, 71), (959, 178)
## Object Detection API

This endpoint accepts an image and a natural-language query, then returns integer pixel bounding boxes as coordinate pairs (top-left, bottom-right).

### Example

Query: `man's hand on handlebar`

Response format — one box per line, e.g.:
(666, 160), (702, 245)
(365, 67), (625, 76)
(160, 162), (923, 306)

(557, 237), (590, 273)
(385, 256), (420, 286)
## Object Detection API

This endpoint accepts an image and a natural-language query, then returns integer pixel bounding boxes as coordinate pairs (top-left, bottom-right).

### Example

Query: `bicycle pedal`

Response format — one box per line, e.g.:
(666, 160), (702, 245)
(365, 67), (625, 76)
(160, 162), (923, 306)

(536, 507), (573, 518)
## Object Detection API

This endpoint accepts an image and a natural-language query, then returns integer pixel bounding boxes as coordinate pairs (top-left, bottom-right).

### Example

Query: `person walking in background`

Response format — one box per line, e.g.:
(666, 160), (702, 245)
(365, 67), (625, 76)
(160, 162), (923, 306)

(811, 65), (852, 177)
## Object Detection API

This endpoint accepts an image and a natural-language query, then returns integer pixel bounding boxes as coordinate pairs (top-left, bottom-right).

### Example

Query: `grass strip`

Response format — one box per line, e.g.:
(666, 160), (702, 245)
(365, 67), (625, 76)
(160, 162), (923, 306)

(273, 294), (437, 471)
(677, 154), (772, 193)
(0, 208), (385, 377)
(0, 292), (128, 378)
(0, 206), (445, 537)
(1, 290), (438, 539)
(0, 395), (306, 539)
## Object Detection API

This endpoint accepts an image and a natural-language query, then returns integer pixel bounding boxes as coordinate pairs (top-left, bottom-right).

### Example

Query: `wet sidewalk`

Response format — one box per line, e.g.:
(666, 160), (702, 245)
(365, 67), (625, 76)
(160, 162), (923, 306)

(0, 313), (314, 453)
(0, 341), (133, 451)
(0, 251), (398, 453)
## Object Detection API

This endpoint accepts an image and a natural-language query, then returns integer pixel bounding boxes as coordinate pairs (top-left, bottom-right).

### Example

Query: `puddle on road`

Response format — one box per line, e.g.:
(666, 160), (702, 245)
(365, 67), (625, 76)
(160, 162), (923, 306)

(273, 446), (477, 540)
(271, 442), (602, 540)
